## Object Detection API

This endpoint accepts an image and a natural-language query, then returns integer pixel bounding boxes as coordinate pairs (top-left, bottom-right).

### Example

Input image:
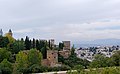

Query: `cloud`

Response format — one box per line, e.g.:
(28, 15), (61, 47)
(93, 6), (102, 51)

(0, 0), (120, 43)
(12, 19), (120, 42)
(14, 29), (33, 33)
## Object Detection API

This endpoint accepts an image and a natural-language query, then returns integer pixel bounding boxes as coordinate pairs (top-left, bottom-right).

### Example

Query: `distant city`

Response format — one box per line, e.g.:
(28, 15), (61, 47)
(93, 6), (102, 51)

(75, 45), (120, 61)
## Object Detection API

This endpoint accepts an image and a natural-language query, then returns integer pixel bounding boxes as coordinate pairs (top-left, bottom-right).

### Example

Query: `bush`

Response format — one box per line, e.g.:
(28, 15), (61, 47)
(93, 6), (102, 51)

(0, 59), (13, 74)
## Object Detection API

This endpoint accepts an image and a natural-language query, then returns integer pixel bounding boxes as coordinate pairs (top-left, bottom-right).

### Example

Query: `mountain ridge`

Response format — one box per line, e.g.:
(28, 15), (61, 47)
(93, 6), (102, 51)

(74, 38), (120, 48)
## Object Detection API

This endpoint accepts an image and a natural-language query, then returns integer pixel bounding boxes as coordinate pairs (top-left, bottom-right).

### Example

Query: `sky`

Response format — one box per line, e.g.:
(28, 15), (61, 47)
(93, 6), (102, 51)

(0, 0), (120, 44)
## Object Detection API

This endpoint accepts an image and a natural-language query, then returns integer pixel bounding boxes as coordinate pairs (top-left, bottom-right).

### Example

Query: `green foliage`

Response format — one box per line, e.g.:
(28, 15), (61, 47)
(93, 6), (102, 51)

(16, 51), (29, 72)
(90, 54), (110, 68)
(41, 46), (49, 59)
(0, 59), (13, 74)
(36, 40), (47, 50)
(25, 36), (31, 50)
(63, 55), (90, 68)
(73, 65), (84, 70)
(32, 38), (36, 48)
(111, 50), (120, 66)
(71, 45), (76, 56)
(0, 48), (12, 62)
(10, 40), (25, 54)
(58, 53), (64, 62)
(48, 40), (51, 49)
(73, 65), (84, 73)
(0, 36), (9, 48)
(36, 39), (40, 50)
(15, 49), (42, 73)
(28, 64), (41, 73)
(59, 42), (64, 50)
(28, 49), (42, 66)
(67, 67), (120, 74)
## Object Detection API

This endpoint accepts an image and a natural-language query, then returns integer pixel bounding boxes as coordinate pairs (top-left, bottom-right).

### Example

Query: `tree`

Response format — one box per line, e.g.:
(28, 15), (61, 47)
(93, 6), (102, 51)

(0, 48), (12, 62)
(59, 42), (64, 50)
(28, 49), (42, 66)
(21, 38), (24, 41)
(36, 40), (47, 51)
(39, 40), (46, 50)
(0, 59), (13, 74)
(71, 45), (76, 56)
(36, 39), (40, 50)
(28, 64), (41, 73)
(15, 49), (42, 73)
(58, 53), (64, 62)
(90, 54), (109, 68)
(111, 50), (120, 66)
(10, 40), (25, 54)
(16, 51), (29, 73)
(32, 38), (36, 48)
(48, 40), (51, 49)
(41, 46), (49, 59)
(63, 54), (89, 68)
(25, 36), (31, 50)
(0, 36), (9, 48)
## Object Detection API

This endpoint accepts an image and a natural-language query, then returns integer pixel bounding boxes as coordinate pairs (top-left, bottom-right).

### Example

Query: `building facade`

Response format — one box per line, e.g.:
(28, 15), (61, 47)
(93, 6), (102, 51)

(42, 50), (58, 67)
(63, 41), (71, 50)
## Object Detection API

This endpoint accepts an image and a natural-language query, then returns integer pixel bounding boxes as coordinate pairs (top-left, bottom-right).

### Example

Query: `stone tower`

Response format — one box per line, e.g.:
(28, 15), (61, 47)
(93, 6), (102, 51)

(63, 41), (71, 50)
(50, 39), (55, 48)
(8, 29), (12, 36)
(47, 50), (58, 67)
(0, 29), (3, 36)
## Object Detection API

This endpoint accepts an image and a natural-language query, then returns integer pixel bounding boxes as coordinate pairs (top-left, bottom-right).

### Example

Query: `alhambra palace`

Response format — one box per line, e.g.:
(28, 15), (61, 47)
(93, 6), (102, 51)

(0, 29), (71, 67)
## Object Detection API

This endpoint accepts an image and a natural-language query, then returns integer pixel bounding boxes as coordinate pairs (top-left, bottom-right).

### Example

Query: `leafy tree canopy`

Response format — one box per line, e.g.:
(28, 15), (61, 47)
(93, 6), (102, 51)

(0, 48), (12, 62)
(0, 59), (13, 74)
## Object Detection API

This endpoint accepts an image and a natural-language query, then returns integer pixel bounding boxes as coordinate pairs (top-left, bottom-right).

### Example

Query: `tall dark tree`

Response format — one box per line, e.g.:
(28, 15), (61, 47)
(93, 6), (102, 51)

(71, 45), (76, 56)
(39, 40), (46, 49)
(29, 40), (32, 49)
(21, 38), (24, 41)
(48, 40), (51, 49)
(32, 38), (36, 48)
(36, 39), (40, 50)
(59, 42), (64, 50)
(25, 36), (31, 50)
(41, 45), (49, 59)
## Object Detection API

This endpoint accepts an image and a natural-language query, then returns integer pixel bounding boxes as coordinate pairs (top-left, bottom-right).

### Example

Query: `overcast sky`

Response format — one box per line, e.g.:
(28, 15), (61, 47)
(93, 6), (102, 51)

(0, 0), (120, 43)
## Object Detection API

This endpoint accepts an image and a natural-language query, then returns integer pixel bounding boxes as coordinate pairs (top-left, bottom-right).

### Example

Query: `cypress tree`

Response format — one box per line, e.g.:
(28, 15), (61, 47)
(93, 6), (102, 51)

(25, 36), (31, 50)
(36, 39), (40, 50)
(32, 38), (36, 48)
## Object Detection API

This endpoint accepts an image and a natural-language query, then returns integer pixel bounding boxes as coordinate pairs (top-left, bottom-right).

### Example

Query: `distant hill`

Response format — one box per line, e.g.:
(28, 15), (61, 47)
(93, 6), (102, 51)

(74, 38), (120, 48)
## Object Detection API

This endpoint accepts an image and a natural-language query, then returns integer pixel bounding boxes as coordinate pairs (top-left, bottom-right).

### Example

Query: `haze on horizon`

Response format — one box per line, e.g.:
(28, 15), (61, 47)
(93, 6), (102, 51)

(0, 0), (120, 44)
